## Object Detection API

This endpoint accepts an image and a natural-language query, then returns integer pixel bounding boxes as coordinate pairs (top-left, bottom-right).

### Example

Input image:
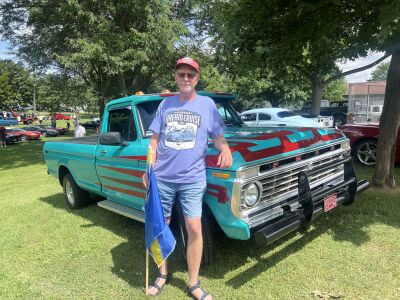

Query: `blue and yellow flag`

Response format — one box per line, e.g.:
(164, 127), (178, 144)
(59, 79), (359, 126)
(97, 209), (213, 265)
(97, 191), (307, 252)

(145, 148), (176, 267)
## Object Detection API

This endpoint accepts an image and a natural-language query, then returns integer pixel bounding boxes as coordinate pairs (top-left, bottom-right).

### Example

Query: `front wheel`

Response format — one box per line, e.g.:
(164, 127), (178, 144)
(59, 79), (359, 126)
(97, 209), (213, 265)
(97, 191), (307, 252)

(42, 132), (48, 138)
(62, 174), (89, 209)
(20, 135), (28, 142)
(354, 139), (377, 166)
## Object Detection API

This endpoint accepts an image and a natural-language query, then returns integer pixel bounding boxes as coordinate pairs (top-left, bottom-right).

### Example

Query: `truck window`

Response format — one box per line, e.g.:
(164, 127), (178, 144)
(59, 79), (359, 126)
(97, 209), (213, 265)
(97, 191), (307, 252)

(108, 107), (137, 141)
(137, 98), (244, 138)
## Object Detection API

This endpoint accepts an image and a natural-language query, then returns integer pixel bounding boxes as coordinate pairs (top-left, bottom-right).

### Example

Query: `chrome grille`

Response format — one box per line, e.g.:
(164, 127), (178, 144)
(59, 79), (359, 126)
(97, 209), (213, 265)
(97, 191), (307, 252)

(241, 149), (346, 214)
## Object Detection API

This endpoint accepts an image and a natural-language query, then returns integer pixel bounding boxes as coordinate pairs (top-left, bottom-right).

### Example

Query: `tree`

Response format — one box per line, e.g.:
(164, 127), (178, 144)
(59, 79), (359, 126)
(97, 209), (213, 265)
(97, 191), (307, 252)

(369, 62), (390, 81)
(322, 77), (346, 101)
(35, 74), (97, 113)
(0, 59), (33, 109)
(0, 0), (186, 115)
(370, 2), (400, 188)
(209, 0), (389, 116)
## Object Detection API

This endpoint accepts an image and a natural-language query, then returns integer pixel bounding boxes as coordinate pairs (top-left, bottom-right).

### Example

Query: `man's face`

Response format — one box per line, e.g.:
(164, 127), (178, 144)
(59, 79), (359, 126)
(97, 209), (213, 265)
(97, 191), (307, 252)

(175, 65), (199, 94)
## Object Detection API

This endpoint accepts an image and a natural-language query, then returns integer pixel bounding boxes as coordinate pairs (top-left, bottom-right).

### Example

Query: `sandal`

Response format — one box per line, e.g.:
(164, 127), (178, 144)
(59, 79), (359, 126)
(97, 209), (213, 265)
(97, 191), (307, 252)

(148, 273), (168, 296)
(187, 281), (210, 300)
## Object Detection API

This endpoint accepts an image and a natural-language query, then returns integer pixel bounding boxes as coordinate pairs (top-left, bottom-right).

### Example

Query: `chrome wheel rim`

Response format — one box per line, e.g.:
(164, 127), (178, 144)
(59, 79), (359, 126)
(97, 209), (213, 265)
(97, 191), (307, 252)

(357, 142), (377, 165)
(21, 135), (27, 142)
(65, 181), (75, 205)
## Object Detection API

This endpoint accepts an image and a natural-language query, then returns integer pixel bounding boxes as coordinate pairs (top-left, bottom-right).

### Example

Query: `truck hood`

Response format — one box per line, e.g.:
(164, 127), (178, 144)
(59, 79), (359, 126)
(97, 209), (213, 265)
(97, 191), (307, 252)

(206, 126), (346, 170)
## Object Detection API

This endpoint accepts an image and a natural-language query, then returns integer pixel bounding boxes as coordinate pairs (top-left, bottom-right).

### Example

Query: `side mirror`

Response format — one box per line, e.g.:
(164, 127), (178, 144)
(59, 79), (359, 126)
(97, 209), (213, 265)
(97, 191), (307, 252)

(99, 132), (128, 146)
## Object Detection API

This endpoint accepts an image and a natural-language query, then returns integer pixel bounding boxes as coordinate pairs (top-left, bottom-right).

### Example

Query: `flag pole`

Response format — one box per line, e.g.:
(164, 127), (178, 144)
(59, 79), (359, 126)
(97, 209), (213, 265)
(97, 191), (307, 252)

(145, 249), (149, 294)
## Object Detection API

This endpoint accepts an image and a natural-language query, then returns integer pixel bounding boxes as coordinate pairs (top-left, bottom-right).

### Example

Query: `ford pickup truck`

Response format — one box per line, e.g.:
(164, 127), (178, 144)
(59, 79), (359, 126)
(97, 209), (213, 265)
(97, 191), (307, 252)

(43, 92), (369, 264)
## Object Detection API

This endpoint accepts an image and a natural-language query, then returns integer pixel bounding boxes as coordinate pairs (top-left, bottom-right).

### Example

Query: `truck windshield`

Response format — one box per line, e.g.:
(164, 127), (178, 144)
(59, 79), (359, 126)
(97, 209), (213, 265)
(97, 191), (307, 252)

(137, 98), (243, 138)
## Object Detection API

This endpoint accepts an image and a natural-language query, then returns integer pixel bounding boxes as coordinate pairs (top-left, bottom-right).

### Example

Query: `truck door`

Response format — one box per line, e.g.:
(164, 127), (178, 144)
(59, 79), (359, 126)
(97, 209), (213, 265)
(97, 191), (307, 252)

(96, 105), (146, 210)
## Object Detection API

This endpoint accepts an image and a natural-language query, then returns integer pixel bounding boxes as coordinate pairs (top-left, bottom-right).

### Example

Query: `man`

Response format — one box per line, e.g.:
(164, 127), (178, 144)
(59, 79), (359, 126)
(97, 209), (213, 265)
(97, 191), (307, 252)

(144, 57), (232, 299)
(74, 123), (86, 138)
(0, 126), (6, 147)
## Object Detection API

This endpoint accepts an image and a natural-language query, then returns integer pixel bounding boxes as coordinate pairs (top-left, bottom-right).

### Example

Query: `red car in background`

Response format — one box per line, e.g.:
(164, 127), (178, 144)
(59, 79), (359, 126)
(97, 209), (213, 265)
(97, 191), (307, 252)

(6, 128), (41, 141)
(52, 113), (71, 120)
(340, 123), (400, 165)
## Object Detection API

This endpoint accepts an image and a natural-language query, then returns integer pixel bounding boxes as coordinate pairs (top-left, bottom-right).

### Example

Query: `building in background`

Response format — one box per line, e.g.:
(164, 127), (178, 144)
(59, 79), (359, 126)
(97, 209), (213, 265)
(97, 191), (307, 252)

(344, 81), (386, 123)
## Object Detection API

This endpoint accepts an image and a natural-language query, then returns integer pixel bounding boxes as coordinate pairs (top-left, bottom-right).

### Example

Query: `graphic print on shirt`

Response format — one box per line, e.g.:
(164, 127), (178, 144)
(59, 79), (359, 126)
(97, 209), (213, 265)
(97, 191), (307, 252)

(165, 110), (201, 150)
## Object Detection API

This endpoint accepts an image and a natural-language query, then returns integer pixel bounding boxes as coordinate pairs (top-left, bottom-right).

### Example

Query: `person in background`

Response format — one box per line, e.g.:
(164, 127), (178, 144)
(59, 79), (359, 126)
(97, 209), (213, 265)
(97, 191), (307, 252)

(74, 123), (86, 138)
(0, 126), (7, 148)
(66, 121), (71, 131)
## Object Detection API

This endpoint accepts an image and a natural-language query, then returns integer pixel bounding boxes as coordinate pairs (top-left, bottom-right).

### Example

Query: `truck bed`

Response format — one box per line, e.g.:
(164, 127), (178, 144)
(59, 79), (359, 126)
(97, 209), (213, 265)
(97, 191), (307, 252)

(49, 135), (99, 145)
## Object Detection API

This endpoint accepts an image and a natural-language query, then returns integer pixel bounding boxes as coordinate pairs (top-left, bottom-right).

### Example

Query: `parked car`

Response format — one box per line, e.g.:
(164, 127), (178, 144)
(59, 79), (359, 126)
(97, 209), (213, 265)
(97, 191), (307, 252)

(22, 126), (59, 138)
(5, 132), (21, 144)
(0, 115), (19, 126)
(38, 125), (69, 135)
(298, 100), (348, 127)
(52, 113), (71, 120)
(20, 115), (36, 125)
(5, 128), (41, 141)
(240, 108), (323, 127)
(81, 120), (100, 129)
(340, 123), (400, 165)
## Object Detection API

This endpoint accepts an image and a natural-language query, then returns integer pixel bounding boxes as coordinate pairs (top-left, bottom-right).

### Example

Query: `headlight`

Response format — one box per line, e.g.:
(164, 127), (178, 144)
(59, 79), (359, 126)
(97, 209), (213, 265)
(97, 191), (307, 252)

(243, 182), (262, 207)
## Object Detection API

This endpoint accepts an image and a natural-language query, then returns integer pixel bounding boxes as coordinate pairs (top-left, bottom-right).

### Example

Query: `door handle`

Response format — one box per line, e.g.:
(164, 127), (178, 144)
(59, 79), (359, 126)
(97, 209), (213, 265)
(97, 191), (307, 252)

(101, 149), (107, 154)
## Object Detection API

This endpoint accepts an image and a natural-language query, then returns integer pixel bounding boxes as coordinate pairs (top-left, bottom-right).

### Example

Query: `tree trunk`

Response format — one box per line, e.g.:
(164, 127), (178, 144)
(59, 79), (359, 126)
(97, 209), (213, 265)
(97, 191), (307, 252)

(371, 47), (400, 188)
(118, 73), (127, 96)
(310, 77), (322, 116)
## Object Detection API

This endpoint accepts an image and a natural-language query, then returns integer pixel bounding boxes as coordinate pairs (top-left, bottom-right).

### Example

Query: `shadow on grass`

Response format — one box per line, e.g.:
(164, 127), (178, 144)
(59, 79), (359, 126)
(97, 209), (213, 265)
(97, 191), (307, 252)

(39, 192), (188, 290)
(38, 166), (400, 290)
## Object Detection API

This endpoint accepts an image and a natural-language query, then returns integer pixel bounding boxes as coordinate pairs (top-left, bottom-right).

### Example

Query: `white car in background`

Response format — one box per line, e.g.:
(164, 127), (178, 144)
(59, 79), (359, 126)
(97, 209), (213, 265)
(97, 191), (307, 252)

(240, 108), (330, 128)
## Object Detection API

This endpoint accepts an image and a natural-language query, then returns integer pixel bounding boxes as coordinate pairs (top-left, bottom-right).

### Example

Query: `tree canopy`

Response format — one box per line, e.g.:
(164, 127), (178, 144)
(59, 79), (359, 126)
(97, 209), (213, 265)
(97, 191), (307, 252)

(369, 62), (390, 81)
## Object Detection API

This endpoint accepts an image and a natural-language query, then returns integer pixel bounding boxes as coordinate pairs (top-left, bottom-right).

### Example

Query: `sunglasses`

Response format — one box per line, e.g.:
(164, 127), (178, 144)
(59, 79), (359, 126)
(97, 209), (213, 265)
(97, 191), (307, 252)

(176, 72), (198, 79)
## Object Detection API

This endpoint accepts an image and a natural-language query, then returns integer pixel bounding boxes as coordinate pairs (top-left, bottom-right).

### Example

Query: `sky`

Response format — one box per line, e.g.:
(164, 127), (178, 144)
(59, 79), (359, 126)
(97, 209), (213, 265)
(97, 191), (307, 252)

(0, 39), (391, 83)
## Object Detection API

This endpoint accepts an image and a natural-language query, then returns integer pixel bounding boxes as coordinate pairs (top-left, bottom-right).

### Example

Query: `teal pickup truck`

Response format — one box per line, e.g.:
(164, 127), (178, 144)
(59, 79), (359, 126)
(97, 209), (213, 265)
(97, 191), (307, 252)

(43, 92), (369, 264)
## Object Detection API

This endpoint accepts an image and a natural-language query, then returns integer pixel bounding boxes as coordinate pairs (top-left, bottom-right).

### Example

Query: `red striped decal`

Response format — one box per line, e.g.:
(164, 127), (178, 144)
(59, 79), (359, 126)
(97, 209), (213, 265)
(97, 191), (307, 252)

(117, 155), (147, 161)
(98, 165), (144, 178)
(99, 175), (146, 190)
(207, 129), (343, 165)
(103, 185), (146, 198)
(207, 184), (229, 203)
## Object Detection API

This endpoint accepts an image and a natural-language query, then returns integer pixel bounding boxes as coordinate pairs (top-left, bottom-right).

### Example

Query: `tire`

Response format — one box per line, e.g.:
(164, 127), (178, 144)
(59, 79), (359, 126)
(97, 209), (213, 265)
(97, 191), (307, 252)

(354, 139), (377, 166)
(42, 132), (48, 138)
(171, 203), (216, 266)
(27, 120), (32, 125)
(20, 135), (28, 142)
(62, 173), (89, 209)
(333, 116), (346, 127)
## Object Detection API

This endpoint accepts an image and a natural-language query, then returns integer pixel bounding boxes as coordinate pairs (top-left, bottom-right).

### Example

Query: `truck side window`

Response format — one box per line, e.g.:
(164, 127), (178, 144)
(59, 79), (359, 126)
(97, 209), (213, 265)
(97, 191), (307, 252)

(108, 107), (137, 141)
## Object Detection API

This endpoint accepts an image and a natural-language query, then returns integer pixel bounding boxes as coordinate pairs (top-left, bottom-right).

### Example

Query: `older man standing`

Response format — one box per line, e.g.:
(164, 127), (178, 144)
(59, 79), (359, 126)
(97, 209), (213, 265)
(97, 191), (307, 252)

(144, 57), (232, 299)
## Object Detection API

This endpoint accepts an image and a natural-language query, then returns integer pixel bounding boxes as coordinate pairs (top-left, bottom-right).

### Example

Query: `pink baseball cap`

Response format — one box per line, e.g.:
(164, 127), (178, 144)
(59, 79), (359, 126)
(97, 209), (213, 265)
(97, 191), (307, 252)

(175, 57), (200, 73)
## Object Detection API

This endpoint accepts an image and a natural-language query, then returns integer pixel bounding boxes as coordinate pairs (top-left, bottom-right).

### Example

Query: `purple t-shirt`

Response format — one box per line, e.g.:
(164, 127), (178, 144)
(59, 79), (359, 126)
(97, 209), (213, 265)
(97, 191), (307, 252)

(149, 94), (226, 183)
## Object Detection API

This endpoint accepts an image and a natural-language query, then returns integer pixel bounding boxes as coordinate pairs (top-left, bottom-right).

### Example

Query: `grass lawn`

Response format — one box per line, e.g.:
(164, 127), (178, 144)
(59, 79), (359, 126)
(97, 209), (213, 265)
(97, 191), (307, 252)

(1, 137), (399, 299)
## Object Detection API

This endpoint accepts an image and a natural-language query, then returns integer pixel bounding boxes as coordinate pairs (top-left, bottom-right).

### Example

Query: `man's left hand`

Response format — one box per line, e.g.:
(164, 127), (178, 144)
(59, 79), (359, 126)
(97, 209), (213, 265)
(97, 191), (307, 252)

(217, 148), (232, 169)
